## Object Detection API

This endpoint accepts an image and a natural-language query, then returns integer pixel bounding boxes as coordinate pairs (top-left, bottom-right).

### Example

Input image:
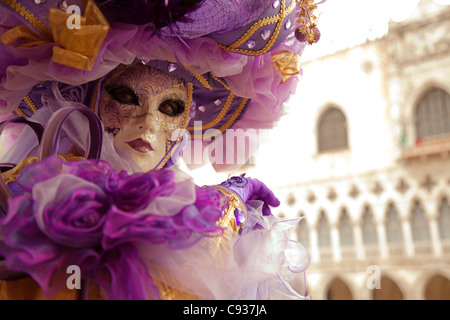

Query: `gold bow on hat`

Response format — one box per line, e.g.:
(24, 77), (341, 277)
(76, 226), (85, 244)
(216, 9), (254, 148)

(49, 1), (110, 70)
(271, 49), (301, 83)
(0, 1), (110, 71)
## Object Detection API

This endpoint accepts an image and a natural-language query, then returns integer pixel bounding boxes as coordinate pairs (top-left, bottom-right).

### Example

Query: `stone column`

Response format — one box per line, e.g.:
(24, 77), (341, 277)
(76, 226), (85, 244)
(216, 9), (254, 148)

(330, 222), (341, 262)
(374, 205), (388, 259)
(309, 226), (320, 264)
(401, 217), (414, 257)
(353, 224), (365, 260)
(428, 215), (442, 257)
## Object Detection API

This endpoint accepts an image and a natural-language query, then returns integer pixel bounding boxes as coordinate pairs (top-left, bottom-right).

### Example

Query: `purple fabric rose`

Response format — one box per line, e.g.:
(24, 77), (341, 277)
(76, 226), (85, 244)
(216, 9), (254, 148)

(15, 157), (118, 193)
(0, 195), (101, 297)
(37, 188), (109, 248)
(220, 174), (248, 188)
(66, 159), (119, 189)
(0, 155), (225, 299)
(102, 206), (163, 250)
(14, 159), (65, 193)
(103, 185), (225, 250)
(106, 169), (176, 212)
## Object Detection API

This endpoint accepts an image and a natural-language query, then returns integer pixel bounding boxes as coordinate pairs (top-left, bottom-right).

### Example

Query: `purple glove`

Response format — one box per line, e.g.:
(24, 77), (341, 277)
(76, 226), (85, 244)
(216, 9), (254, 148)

(220, 174), (280, 216)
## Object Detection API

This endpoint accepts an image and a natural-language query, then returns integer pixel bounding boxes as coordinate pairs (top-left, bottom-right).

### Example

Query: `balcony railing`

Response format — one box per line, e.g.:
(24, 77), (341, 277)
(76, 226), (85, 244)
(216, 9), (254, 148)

(314, 239), (447, 264)
(442, 240), (450, 255)
(413, 241), (434, 257)
(400, 135), (450, 160)
(341, 246), (357, 260)
(387, 243), (405, 258)
(364, 244), (380, 259)
(319, 247), (333, 262)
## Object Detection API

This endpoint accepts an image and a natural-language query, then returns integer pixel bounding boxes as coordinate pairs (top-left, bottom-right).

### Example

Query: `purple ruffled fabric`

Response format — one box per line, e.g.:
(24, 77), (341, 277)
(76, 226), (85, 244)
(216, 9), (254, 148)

(0, 156), (224, 299)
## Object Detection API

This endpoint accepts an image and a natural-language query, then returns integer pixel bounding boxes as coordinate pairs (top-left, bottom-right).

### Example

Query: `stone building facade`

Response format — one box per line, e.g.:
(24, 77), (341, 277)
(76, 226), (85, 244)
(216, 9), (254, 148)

(246, 0), (450, 299)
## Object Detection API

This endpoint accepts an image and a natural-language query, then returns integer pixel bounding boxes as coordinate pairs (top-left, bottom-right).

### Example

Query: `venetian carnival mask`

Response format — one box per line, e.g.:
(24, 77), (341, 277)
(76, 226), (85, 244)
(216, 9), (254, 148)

(98, 63), (188, 172)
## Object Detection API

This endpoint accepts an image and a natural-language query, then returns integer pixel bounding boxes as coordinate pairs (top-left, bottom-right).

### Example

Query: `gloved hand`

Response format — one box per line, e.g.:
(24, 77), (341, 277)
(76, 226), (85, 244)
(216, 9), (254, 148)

(220, 174), (280, 216)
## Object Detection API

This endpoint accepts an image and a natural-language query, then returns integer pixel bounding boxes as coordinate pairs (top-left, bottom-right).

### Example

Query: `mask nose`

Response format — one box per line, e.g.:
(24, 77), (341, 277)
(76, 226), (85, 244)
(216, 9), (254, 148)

(135, 102), (158, 133)
(137, 117), (156, 133)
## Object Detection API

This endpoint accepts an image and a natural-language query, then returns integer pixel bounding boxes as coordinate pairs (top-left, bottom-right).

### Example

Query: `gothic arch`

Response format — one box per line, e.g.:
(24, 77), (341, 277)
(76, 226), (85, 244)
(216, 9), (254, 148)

(317, 210), (331, 248)
(338, 207), (354, 247)
(406, 196), (426, 219)
(356, 202), (373, 224)
(372, 275), (404, 300)
(336, 205), (354, 224)
(361, 204), (378, 245)
(438, 196), (450, 240)
(325, 276), (353, 300)
(424, 274), (450, 300)
(417, 269), (450, 300)
(410, 199), (430, 242)
(384, 201), (404, 244)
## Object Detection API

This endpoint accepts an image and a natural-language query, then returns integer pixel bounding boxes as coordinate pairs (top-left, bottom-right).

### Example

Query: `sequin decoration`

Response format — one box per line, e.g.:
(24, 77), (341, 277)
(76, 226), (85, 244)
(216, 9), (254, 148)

(34, 0), (46, 4)
(273, 0), (280, 8)
(246, 40), (256, 49)
(261, 29), (271, 40)
(167, 63), (177, 72)
(284, 20), (291, 30)
(198, 106), (206, 112)
(214, 99), (222, 106)
(58, 0), (69, 11)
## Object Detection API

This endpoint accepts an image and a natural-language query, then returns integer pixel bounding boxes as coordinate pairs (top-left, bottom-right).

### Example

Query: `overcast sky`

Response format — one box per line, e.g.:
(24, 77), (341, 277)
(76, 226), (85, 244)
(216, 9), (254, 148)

(301, 0), (450, 61)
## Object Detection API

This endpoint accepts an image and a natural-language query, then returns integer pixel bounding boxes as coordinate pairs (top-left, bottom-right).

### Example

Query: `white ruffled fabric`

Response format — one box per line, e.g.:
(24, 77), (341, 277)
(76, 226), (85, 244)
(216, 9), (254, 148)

(137, 199), (310, 300)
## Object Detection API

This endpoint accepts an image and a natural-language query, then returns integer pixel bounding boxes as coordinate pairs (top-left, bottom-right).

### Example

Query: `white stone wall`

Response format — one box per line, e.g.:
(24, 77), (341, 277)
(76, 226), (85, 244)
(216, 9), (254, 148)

(245, 0), (450, 299)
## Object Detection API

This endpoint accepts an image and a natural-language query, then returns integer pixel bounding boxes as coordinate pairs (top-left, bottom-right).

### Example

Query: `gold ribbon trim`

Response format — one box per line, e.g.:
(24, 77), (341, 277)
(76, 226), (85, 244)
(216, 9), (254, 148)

(0, 1), (110, 71)
(0, 24), (46, 47)
(271, 49), (301, 83)
(49, 1), (110, 70)
(0, 0), (52, 38)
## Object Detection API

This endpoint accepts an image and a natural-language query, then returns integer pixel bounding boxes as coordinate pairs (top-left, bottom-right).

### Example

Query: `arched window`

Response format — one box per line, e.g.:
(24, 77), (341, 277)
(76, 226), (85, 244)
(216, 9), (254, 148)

(386, 203), (403, 244)
(317, 211), (331, 248)
(326, 277), (353, 300)
(372, 276), (404, 300)
(411, 200), (430, 242)
(415, 87), (450, 139)
(339, 208), (354, 247)
(362, 206), (378, 245)
(317, 106), (348, 153)
(425, 274), (450, 300)
(439, 198), (450, 240)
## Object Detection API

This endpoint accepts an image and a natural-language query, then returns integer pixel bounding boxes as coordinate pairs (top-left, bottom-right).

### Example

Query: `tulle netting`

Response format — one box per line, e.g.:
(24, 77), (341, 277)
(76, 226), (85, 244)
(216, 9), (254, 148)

(137, 199), (311, 300)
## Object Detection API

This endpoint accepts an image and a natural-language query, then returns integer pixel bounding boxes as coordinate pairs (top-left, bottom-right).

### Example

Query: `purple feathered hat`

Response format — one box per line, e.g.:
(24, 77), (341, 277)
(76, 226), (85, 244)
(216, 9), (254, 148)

(0, 0), (322, 171)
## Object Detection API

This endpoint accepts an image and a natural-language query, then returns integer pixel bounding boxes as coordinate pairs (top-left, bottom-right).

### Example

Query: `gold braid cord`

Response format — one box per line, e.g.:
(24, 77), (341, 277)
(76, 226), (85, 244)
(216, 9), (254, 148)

(214, 186), (247, 232)
(1, 154), (86, 184)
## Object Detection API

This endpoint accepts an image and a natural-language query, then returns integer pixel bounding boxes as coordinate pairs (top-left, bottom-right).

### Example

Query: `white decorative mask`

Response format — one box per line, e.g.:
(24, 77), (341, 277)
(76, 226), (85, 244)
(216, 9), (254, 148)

(99, 63), (188, 172)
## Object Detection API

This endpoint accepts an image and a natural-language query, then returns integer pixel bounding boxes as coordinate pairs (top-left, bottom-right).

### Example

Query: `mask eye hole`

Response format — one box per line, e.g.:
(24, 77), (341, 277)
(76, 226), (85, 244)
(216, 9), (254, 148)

(158, 99), (185, 117)
(105, 85), (140, 106)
